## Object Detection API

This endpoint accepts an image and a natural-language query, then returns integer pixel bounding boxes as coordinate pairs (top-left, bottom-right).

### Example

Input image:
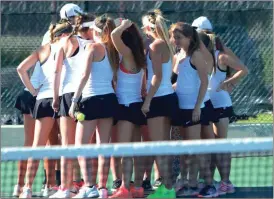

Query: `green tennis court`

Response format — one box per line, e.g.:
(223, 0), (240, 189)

(1, 155), (273, 198)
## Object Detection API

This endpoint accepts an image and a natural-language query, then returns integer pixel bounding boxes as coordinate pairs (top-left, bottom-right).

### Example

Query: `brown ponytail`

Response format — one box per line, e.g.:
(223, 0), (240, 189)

(48, 20), (73, 43)
(49, 23), (56, 43)
(95, 15), (119, 73)
(198, 31), (216, 74)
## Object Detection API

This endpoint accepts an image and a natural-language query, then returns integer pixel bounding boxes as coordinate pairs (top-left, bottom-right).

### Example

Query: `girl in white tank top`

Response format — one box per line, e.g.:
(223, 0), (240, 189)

(170, 22), (209, 195)
(49, 14), (98, 199)
(68, 16), (119, 199)
(109, 18), (147, 197)
(200, 30), (248, 195)
(141, 10), (177, 198)
(18, 21), (73, 198)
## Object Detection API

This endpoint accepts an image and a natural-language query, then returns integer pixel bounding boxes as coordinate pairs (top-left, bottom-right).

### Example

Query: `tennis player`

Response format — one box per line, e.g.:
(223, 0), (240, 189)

(141, 9), (177, 199)
(18, 21), (73, 198)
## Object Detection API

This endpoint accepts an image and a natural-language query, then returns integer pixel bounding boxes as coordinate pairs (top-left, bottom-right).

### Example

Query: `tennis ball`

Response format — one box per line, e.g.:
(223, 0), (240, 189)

(76, 112), (85, 121)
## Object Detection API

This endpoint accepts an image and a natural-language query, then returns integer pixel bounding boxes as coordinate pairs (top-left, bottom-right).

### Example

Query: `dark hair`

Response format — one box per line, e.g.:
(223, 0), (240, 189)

(172, 22), (200, 56)
(198, 31), (216, 73)
(200, 30), (230, 77)
(121, 24), (146, 69)
(95, 15), (119, 73)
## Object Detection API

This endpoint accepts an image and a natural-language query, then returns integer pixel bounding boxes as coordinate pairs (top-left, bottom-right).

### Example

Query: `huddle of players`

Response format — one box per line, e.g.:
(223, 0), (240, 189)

(14, 3), (248, 199)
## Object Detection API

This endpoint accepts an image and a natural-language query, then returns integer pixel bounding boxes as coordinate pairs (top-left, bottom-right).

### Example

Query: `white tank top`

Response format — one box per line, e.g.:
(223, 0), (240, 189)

(36, 44), (58, 100)
(209, 51), (232, 108)
(82, 44), (114, 98)
(116, 66), (143, 105)
(176, 56), (205, 109)
(146, 52), (174, 97)
(62, 36), (88, 94)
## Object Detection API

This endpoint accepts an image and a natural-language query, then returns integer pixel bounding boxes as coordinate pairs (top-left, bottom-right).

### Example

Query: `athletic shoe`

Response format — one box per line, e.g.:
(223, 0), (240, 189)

(13, 184), (21, 197)
(49, 188), (70, 198)
(98, 187), (108, 198)
(217, 181), (235, 195)
(147, 185), (176, 198)
(71, 180), (84, 194)
(19, 187), (32, 198)
(174, 178), (188, 192)
(109, 187), (132, 198)
(42, 185), (49, 197)
(152, 177), (162, 190)
(73, 186), (99, 198)
(176, 186), (199, 197)
(130, 187), (144, 198)
(198, 185), (218, 198)
(111, 179), (122, 191)
(142, 178), (152, 191)
(198, 179), (206, 190)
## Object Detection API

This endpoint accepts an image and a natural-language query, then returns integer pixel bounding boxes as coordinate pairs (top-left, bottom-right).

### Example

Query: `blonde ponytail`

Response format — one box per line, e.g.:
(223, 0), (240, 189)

(144, 9), (175, 58)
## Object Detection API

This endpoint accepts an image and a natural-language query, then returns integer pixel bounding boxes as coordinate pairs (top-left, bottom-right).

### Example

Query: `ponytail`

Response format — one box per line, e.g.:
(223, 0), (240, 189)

(49, 23), (57, 43)
(48, 20), (73, 43)
(95, 15), (119, 73)
(154, 9), (175, 58)
(143, 9), (175, 58)
(189, 27), (200, 56)
(71, 15), (83, 37)
(199, 31), (216, 74)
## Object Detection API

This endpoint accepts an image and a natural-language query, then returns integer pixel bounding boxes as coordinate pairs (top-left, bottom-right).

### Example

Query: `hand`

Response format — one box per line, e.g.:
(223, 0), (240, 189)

(52, 98), (59, 113)
(31, 84), (43, 97)
(217, 81), (234, 93)
(121, 19), (133, 29)
(192, 106), (201, 122)
(68, 103), (76, 119)
(141, 100), (150, 117)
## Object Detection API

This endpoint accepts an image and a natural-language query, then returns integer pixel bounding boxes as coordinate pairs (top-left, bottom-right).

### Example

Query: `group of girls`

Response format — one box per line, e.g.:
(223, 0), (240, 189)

(14, 3), (248, 198)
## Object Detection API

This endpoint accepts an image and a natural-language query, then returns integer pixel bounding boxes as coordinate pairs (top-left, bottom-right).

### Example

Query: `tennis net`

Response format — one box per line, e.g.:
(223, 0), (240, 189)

(1, 137), (273, 198)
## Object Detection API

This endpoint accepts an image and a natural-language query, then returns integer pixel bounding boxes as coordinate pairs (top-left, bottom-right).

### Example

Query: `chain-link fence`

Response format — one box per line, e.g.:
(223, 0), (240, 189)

(1, 1), (273, 124)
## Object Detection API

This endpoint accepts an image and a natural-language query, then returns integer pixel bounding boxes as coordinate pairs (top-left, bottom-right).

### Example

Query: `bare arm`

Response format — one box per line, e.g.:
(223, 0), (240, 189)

(192, 50), (209, 109)
(111, 20), (132, 56)
(17, 49), (41, 96)
(141, 69), (147, 97)
(219, 53), (248, 86)
(141, 41), (163, 115)
(53, 46), (64, 102)
(144, 42), (163, 104)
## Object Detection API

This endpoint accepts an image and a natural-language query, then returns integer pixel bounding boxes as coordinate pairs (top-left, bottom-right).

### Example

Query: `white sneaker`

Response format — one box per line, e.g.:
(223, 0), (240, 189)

(73, 186), (99, 198)
(42, 185), (49, 197)
(49, 188), (70, 198)
(98, 188), (108, 198)
(12, 184), (21, 197)
(19, 187), (32, 198)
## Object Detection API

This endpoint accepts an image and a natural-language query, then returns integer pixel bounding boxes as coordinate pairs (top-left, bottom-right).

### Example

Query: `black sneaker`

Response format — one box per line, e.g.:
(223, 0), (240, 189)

(198, 185), (218, 198)
(152, 177), (162, 190)
(111, 179), (122, 191)
(142, 178), (152, 190)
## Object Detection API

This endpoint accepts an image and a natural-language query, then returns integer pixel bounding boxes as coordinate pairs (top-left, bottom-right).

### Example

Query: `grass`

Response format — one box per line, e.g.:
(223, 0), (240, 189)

(236, 113), (273, 124)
